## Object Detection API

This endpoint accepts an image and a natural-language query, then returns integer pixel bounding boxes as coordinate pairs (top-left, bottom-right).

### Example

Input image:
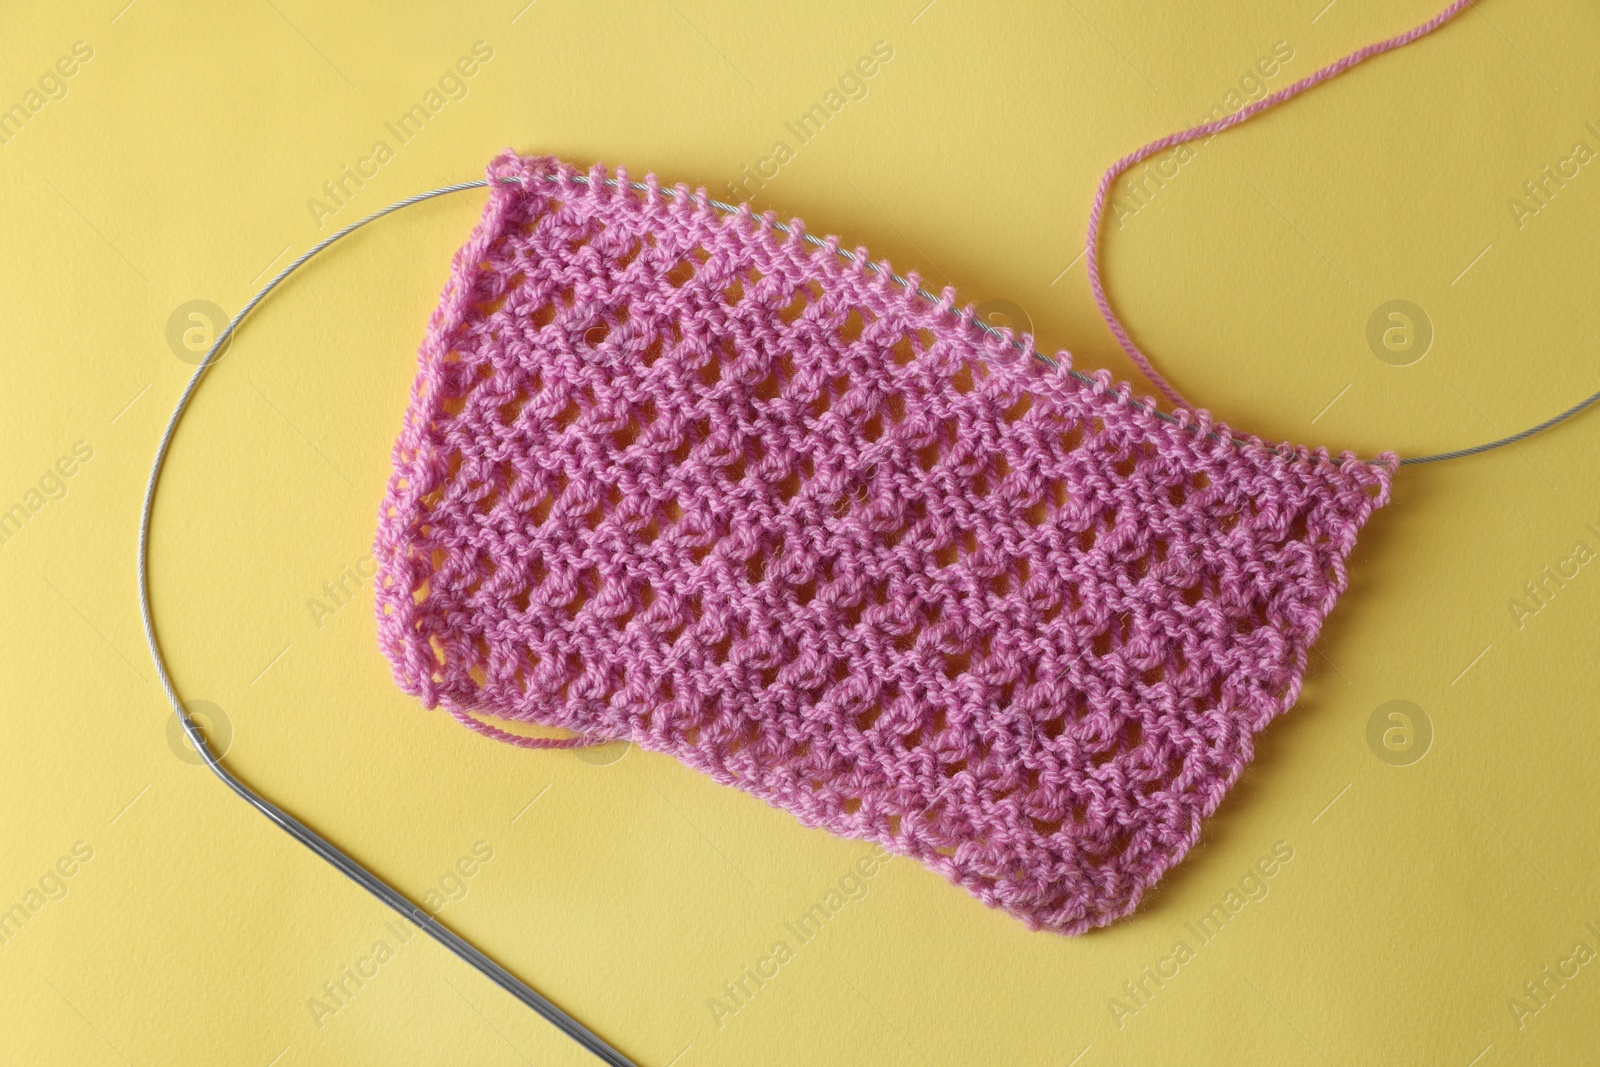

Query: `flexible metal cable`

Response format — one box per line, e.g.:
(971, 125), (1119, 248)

(138, 178), (638, 1067)
(139, 171), (1595, 1067)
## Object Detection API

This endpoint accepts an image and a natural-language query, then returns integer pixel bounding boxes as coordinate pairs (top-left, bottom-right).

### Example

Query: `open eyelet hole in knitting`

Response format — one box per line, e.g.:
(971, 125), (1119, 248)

(372, 152), (1394, 936)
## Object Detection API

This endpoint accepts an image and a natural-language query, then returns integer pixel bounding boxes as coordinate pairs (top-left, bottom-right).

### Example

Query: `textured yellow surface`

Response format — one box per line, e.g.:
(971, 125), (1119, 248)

(3, 1), (1598, 1064)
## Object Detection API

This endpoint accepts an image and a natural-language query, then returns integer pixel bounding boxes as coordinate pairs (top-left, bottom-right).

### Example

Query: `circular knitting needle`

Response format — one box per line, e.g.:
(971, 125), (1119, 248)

(141, 120), (1600, 1065)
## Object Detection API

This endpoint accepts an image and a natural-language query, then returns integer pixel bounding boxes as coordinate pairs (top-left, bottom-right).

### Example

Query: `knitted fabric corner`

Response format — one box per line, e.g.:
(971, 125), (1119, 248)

(373, 150), (1394, 935)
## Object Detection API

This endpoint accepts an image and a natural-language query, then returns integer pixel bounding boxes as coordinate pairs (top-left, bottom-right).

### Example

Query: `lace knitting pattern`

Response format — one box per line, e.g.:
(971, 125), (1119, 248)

(374, 151), (1394, 934)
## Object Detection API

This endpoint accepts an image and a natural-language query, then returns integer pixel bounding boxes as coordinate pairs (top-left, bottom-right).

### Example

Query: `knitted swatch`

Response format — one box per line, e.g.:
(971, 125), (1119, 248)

(374, 151), (1394, 935)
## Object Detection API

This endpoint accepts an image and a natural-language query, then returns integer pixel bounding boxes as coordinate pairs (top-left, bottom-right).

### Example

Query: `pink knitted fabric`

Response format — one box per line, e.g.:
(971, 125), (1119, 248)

(374, 151), (1394, 934)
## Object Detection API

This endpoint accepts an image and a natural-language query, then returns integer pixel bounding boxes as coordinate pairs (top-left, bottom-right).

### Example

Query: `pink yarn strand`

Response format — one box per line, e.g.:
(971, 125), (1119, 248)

(1084, 0), (1477, 412)
(445, 705), (605, 749)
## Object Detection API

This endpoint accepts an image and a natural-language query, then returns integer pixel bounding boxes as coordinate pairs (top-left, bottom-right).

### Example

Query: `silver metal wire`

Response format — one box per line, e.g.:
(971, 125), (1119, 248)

(138, 170), (1596, 1066)
(138, 178), (637, 1067)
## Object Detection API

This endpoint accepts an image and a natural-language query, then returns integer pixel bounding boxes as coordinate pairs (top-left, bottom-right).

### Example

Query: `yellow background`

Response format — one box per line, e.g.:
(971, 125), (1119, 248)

(3, 1), (1598, 1063)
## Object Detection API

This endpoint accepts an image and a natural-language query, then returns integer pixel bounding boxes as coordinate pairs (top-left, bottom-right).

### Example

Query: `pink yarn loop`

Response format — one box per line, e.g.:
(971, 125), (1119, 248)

(445, 706), (608, 750)
(1084, 0), (1477, 411)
